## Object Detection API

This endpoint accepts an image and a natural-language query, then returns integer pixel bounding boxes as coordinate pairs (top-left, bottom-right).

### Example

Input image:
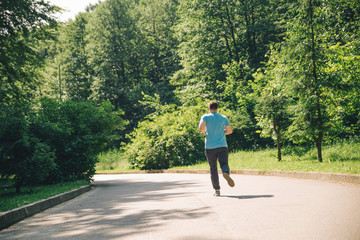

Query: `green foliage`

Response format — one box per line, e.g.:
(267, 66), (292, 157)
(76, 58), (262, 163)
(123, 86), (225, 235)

(124, 102), (206, 169)
(0, 98), (126, 192)
(254, 0), (360, 161)
(30, 98), (127, 182)
(72, 0), (179, 134)
(226, 109), (270, 151)
(0, 103), (57, 192)
(324, 139), (360, 162)
(2, 0), (360, 180)
(61, 13), (93, 102)
(0, 0), (59, 35)
(18, 141), (57, 186)
(254, 64), (292, 160)
(0, 0), (59, 105)
(219, 61), (272, 150)
(96, 148), (129, 171)
(255, 90), (292, 158)
(171, 0), (290, 104)
(136, 0), (180, 84)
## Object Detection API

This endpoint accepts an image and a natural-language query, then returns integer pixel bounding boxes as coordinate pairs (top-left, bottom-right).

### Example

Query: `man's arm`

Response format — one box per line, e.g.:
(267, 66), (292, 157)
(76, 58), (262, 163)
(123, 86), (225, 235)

(199, 120), (206, 135)
(225, 125), (233, 135)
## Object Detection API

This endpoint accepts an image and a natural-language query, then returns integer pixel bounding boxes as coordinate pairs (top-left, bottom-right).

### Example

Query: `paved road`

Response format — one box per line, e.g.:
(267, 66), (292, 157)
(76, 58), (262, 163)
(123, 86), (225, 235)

(1, 174), (360, 240)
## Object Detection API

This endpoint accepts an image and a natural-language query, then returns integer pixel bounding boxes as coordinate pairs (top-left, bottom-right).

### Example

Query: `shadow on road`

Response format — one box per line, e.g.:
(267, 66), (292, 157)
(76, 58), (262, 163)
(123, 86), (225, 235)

(221, 194), (274, 199)
(0, 177), (211, 240)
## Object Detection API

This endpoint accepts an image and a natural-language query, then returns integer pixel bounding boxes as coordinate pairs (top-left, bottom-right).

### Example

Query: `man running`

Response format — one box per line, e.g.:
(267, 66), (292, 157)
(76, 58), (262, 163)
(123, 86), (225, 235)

(199, 101), (234, 196)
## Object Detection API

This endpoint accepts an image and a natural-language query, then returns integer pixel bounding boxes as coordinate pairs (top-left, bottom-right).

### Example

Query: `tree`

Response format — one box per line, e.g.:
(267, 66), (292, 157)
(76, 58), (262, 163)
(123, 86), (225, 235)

(171, 0), (289, 105)
(60, 13), (93, 102)
(255, 88), (291, 161)
(273, 0), (344, 162)
(86, 0), (155, 133)
(136, 0), (179, 83)
(322, 0), (360, 139)
(0, 0), (59, 105)
(172, 0), (236, 103)
(220, 61), (271, 150)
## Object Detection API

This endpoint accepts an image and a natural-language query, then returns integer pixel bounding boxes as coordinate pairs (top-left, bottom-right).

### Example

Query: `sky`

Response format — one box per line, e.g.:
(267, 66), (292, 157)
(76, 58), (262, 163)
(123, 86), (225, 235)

(47, 0), (103, 22)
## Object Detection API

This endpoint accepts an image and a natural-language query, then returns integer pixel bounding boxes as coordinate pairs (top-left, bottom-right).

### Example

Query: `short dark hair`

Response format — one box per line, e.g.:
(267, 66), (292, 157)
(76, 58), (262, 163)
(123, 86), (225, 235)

(209, 101), (218, 110)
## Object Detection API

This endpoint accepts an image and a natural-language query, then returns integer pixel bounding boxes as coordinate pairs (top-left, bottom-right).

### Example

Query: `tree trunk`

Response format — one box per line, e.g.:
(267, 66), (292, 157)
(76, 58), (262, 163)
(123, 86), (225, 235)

(218, 7), (233, 60)
(271, 89), (281, 161)
(15, 182), (21, 193)
(276, 130), (282, 161)
(316, 133), (323, 162)
(224, 3), (239, 62)
(243, 2), (251, 58)
(315, 97), (323, 162)
(309, 0), (323, 162)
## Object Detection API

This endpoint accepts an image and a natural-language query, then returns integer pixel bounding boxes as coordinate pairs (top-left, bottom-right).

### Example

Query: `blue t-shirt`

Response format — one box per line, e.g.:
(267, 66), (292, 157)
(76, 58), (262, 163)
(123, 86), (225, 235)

(200, 112), (230, 149)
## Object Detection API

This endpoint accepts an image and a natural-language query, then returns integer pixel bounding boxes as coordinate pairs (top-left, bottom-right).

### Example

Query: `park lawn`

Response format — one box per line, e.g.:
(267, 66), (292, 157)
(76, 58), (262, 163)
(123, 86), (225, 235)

(97, 141), (360, 175)
(171, 148), (360, 175)
(0, 180), (89, 212)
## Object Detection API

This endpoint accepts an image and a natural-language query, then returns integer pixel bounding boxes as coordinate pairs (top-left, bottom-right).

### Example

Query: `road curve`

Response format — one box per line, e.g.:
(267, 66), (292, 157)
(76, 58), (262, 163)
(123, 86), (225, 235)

(1, 173), (360, 240)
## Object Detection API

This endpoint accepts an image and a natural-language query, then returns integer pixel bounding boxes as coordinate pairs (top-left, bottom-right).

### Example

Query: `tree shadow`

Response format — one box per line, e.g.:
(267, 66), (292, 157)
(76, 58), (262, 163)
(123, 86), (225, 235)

(0, 177), (212, 240)
(221, 194), (274, 199)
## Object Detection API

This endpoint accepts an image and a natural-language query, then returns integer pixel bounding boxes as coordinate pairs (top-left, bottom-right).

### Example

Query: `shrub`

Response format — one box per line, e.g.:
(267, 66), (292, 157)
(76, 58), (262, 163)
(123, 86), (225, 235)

(124, 104), (206, 170)
(0, 98), (126, 192)
(0, 104), (56, 192)
(30, 98), (127, 182)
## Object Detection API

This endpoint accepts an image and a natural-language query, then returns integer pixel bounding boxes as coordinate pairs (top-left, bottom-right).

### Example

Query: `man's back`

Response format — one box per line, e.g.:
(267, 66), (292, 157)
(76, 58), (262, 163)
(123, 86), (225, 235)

(201, 112), (230, 149)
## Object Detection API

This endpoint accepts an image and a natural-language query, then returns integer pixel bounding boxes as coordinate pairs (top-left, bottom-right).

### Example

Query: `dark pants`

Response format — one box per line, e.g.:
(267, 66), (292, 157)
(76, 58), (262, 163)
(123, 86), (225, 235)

(205, 147), (230, 190)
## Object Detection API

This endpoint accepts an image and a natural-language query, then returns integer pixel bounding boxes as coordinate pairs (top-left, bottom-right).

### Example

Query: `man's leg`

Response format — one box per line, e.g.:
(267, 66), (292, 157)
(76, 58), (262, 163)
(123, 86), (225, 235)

(205, 148), (220, 190)
(217, 147), (229, 174)
(218, 147), (235, 187)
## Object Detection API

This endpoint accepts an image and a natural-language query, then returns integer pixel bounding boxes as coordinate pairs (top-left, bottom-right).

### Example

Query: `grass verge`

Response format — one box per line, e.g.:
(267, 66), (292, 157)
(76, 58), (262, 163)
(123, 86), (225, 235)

(96, 148), (131, 172)
(97, 140), (360, 175)
(172, 141), (360, 174)
(0, 180), (89, 212)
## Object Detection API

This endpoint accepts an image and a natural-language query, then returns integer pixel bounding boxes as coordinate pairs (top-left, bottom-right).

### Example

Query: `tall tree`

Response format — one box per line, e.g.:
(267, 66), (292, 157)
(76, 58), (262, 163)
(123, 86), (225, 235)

(135, 0), (179, 103)
(323, 0), (360, 139)
(60, 13), (93, 101)
(172, 0), (289, 105)
(86, 0), (140, 110)
(172, 0), (231, 103)
(0, 0), (59, 104)
(273, 0), (346, 162)
(0, 0), (60, 192)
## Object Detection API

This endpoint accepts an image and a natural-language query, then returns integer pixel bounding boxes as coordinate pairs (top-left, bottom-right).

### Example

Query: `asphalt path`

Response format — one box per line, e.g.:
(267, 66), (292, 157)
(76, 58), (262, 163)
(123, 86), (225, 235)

(1, 173), (360, 240)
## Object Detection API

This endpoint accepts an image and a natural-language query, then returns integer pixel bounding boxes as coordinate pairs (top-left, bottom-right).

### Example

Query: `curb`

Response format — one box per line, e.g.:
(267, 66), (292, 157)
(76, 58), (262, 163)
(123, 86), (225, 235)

(0, 185), (92, 230)
(229, 169), (360, 185)
(97, 169), (360, 185)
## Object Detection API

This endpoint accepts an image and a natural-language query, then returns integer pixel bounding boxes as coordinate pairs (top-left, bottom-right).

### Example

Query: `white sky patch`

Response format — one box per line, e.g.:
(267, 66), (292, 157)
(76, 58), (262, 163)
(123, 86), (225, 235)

(47, 0), (103, 22)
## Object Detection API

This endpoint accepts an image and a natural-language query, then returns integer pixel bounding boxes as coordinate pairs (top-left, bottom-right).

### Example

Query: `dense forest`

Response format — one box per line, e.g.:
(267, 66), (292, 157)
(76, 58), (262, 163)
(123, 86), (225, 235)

(1, 0), (359, 188)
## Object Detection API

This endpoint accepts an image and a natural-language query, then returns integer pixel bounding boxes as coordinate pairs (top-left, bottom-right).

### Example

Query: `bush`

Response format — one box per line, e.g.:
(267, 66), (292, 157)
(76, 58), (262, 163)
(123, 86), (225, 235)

(30, 98), (127, 182)
(0, 104), (56, 192)
(0, 98), (126, 192)
(124, 104), (206, 170)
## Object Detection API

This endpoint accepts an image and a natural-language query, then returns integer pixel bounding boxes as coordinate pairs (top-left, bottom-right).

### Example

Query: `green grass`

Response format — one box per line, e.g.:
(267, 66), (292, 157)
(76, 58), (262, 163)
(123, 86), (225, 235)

(0, 180), (89, 212)
(97, 140), (360, 175)
(96, 148), (131, 172)
(172, 141), (360, 174)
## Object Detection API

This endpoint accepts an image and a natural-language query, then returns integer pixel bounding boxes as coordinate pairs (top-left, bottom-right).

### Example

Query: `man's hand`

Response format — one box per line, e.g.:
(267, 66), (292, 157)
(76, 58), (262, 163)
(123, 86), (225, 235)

(224, 125), (233, 135)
